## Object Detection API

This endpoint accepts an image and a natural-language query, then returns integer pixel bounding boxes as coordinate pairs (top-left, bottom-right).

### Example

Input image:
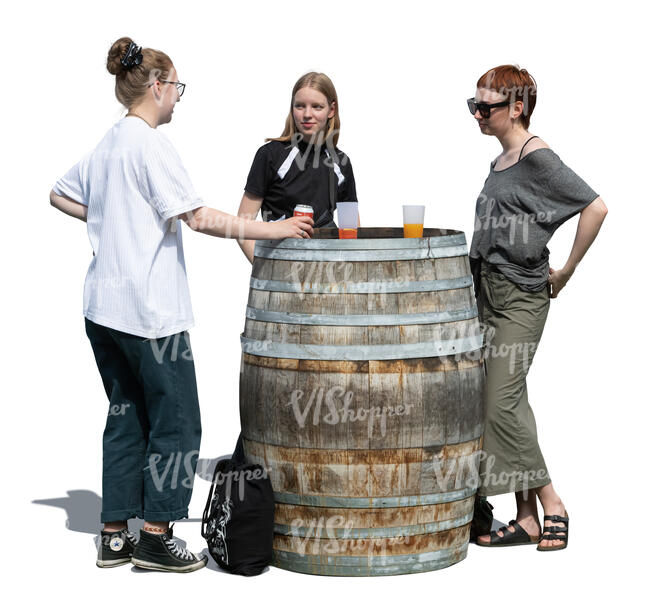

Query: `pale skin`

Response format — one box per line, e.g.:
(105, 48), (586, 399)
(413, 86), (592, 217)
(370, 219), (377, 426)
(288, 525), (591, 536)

(236, 86), (360, 264)
(473, 87), (607, 547)
(50, 65), (314, 534)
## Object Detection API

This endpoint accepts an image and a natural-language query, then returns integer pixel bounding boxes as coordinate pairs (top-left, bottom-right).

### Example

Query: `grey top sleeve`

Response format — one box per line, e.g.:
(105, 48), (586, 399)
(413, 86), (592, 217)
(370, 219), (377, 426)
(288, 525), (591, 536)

(469, 148), (599, 293)
(526, 149), (599, 233)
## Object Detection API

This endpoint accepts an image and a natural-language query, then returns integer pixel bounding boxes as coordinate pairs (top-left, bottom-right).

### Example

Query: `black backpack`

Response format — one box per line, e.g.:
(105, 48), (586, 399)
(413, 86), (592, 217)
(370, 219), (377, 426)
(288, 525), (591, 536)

(201, 447), (274, 576)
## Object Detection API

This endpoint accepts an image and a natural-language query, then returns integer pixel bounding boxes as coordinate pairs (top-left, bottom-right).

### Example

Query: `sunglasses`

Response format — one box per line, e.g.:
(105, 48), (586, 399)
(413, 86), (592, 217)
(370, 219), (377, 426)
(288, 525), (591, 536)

(467, 98), (510, 119)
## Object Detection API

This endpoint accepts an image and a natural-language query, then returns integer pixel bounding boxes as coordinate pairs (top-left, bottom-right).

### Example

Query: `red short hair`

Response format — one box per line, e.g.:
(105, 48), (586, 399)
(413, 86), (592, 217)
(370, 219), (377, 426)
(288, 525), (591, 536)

(477, 65), (537, 129)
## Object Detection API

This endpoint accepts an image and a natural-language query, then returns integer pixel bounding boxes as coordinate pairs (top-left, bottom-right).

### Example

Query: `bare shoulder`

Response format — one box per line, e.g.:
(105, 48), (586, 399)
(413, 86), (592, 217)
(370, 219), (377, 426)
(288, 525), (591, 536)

(522, 136), (550, 156)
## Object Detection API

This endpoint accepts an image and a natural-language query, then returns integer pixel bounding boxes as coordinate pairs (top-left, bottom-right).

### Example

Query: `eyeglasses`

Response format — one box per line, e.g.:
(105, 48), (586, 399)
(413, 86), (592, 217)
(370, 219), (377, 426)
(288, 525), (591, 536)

(467, 98), (510, 119)
(161, 80), (186, 97)
(149, 80), (186, 97)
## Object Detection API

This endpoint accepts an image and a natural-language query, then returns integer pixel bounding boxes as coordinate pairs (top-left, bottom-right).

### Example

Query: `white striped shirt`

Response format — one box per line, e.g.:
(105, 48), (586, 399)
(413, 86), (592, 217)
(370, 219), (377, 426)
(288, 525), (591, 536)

(53, 116), (203, 339)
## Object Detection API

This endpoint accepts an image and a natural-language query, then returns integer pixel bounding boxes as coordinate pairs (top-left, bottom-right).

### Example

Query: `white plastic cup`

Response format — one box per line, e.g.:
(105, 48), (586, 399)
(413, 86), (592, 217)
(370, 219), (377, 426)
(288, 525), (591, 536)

(402, 205), (425, 238)
(337, 202), (359, 229)
(402, 205), (425, 224)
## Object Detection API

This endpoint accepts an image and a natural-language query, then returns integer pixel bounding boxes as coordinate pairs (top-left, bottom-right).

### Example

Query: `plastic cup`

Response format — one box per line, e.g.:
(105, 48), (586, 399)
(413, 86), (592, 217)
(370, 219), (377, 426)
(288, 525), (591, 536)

(337, 202), (359, 239)
(402, 205), (425, 238)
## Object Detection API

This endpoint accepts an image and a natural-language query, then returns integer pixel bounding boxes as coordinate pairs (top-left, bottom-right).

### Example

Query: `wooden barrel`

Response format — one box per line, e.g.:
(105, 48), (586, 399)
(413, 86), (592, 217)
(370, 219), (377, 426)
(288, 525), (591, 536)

(239, 227), (484, 576)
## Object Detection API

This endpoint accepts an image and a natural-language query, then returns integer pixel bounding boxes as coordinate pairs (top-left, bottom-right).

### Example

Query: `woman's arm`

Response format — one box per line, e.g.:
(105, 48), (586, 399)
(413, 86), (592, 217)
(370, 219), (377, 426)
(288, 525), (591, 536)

(549, 196), (608, 298)
(236, 192), (264, 264)
(180, 205), (313, 242)
(50, 190), (87, 222)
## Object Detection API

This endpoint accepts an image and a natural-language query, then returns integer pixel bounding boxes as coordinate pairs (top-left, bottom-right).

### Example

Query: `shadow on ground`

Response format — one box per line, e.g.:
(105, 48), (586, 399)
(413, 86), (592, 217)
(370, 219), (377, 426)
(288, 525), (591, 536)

(31, 455), (235, 571)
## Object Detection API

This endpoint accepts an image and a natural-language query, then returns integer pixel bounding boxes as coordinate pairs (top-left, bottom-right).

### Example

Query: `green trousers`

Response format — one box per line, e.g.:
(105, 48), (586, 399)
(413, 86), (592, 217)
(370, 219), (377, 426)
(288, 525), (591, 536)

(477, 262), (552, 496)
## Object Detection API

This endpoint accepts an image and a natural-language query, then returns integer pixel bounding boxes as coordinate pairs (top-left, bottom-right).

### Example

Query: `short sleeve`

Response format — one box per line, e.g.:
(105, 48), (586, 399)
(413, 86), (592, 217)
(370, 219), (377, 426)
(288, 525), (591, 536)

(53, 151), (92, 205)
(244, 144), (272, 198)
(337, 157), (358, 202)
(143, 133), (203, 220)
(530, 150), (598, 232)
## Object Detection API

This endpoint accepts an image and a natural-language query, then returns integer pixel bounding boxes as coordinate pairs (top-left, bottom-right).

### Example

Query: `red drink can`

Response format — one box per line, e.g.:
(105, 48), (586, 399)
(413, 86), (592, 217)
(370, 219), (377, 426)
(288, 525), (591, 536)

(293, 204), (314, 219)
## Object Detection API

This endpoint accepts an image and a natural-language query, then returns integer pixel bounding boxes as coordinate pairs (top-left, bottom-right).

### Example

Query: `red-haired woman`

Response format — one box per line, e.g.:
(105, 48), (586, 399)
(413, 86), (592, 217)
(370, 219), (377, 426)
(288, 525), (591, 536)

(236, 72), (358, 263)
(49, 37), (313, 572)
(467, 65), (607, 550)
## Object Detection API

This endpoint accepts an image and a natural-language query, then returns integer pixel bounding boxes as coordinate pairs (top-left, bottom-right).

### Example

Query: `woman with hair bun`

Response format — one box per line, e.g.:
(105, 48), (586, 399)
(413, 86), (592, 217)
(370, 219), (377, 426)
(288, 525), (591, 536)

(236, 71), (358, 263)
(467, 65), (607, 551)
(50, 36), (313, 573)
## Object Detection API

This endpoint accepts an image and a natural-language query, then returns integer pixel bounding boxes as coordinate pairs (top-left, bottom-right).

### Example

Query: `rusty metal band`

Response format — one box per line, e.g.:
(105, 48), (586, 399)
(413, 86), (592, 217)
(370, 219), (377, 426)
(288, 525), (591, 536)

(274, 512), (473, 539)
(249, 275), (473, 294)
(271, 544), (468, 576)
(240, 334), (484, 361)
(245, 306), (478, 326)
(254, 244), (467, 262)
(257, 234), (467, 251)
(272, 486), (476, 508)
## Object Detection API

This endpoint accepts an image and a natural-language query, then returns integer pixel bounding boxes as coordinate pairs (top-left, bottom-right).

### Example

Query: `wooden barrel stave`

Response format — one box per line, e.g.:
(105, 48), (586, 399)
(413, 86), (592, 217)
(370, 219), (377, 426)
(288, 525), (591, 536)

(243, 439), (481, 497)
(241, 359), (484, 450)
(240, 228), (484, 576)
(273, 524), (470, 556)
(247, 288), (475, 316)
(243, 319), (480, 346)
(274, 497), (474, 530)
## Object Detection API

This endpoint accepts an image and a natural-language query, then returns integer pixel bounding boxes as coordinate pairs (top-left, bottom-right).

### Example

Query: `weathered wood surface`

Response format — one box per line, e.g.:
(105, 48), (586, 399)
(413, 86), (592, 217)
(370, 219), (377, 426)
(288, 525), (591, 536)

(240, 228), (484, 576)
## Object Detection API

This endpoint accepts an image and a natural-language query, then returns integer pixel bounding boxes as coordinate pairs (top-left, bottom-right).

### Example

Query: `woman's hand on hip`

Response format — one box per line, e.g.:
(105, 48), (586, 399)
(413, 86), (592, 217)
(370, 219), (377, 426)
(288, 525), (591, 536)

(269, 216), (314, 240)
(548, 266), (573, 298)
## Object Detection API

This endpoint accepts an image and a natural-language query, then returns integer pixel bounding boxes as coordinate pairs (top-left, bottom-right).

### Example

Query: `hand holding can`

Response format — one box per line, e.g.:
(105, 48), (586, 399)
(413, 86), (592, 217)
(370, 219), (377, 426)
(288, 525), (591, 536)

(294, 204), (314, 220)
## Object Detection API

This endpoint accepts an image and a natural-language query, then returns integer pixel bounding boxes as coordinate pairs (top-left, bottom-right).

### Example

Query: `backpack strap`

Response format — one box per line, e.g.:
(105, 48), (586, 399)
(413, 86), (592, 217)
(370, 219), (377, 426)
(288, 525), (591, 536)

(201, 458), (231, 539)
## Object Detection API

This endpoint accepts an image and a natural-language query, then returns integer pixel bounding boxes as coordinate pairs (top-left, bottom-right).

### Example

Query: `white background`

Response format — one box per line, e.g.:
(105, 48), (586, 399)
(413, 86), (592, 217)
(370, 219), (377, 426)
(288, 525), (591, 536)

(2, 0), (646, 609)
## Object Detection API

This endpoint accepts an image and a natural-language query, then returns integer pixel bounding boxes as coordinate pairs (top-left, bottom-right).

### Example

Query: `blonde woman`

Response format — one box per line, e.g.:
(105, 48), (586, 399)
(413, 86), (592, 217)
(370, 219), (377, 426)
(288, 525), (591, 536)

(236, 72), (358, 263)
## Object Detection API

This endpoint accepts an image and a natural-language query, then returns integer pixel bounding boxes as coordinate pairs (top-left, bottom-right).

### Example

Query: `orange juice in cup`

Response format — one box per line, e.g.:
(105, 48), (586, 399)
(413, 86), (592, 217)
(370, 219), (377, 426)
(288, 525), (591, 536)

(403, 223), (424, 238)
(338, 228), (358, 239)
(403, 206), (425, 238)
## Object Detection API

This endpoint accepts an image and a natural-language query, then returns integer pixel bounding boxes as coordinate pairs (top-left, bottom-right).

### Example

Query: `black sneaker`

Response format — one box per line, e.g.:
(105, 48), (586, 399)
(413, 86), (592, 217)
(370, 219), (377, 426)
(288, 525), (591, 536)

(96, 528), (138, 568)
(131, 527), (207, 573)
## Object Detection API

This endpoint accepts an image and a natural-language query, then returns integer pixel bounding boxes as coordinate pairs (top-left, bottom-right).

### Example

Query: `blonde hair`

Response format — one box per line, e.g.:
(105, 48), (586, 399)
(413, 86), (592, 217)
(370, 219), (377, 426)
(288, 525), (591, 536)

(268, 72), (341, 147)
(106, 37), (173, 109)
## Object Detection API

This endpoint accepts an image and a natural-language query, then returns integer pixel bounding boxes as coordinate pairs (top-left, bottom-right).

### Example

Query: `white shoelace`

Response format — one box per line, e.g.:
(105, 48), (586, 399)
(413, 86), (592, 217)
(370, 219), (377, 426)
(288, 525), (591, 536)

(165, 537), (194, 561)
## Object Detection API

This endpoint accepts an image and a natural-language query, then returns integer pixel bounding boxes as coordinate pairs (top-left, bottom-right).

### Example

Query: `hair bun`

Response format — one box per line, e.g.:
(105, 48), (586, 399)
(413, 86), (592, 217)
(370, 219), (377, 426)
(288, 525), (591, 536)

(107, 37), (134, 76)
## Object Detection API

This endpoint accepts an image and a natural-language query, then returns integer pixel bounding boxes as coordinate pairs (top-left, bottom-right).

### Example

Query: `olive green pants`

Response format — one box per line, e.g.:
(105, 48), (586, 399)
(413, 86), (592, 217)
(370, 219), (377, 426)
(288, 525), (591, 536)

(477, 263), (552, 496)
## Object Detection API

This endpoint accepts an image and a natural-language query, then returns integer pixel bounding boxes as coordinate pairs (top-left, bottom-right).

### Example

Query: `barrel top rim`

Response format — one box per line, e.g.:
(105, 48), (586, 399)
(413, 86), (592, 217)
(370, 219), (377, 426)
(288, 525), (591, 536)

(257, 227), (466, 250)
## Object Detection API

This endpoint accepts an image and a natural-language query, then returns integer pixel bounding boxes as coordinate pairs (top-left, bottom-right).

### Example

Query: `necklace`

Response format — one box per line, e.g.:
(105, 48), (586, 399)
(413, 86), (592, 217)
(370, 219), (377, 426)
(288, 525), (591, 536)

(125, 112), (153, 128)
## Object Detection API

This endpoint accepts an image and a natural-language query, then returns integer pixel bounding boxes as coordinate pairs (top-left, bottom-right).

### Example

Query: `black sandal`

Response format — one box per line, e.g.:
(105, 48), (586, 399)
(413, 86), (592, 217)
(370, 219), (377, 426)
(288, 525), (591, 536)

(475, 519), (540, 547)
(537, 514), (569, 551)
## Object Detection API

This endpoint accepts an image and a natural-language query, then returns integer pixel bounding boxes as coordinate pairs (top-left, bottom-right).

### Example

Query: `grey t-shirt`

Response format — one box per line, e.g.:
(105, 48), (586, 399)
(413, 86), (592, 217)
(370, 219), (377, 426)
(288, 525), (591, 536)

(469, 148), (598, 292)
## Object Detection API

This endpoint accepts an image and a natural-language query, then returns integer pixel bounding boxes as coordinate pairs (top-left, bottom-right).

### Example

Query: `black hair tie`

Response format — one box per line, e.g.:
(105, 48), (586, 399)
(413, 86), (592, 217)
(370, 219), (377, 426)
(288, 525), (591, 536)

(121, 42), (143, 70)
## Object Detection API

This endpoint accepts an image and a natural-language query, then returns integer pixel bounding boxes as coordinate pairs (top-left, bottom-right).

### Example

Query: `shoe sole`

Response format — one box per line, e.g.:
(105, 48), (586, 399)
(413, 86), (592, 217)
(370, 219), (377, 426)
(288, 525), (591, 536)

(475, 539), (539, 548)
(131, 557), (207, 573)
(537, 543), (568, 551)
(96, 557), (132, 568)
